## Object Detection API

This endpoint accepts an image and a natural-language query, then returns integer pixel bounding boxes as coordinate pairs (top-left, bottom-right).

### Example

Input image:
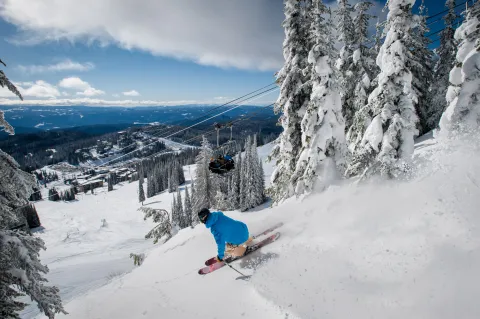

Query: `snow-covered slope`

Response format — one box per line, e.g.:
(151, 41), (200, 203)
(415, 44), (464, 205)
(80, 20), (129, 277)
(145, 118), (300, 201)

(30, 134), (480, 319)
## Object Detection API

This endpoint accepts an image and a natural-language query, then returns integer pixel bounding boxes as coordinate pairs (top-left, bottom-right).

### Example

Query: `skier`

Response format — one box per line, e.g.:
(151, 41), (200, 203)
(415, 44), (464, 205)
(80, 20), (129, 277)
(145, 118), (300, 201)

(198, 208), (252, 262)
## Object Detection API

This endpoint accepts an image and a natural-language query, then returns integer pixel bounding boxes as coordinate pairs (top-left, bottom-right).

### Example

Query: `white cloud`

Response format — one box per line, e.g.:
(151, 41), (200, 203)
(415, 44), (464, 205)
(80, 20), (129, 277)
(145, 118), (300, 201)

(0, 0), (287, 70)
(122, 90), (140, 97)
(58, 76), (105, 96)
(77, 87), (105, 97)
(17, 59), (95, 74)
(58, 77), (91, 90)
(13, 81), (34, 87)
(0, 80), (60, 98)
(0, 97), (202, 107)
(1, 76), (107, 100)
(23, 80), (61, 98)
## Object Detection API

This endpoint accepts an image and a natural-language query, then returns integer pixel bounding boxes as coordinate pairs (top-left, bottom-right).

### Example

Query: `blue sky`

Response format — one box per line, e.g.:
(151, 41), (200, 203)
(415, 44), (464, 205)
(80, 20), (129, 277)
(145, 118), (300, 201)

(0, 0), (457, 106)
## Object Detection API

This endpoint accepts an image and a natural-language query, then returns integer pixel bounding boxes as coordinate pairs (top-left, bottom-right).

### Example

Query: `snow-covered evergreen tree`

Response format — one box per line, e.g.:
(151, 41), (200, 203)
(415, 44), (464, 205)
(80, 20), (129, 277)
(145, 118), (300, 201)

(155, 168), (164, 194)
(146, 170), (155, 198)
(371, 18), (384, 68)
(352, 2), (376, 114)
(439, 1), (480, 135)
(335, 0), (357, 130)
(192, 137), (214, 212)
(139, 207), (173, 244)
(177, 188), (188, 228)
(251, 135), (265, 206)
(107, 173), (113, 192)
(138, 163), (144, 184)
(429, 0), (458, 130)
(183, 185), (193, 227)
(177, 162), (185, 185)
(268, 0), (310, 203)
(48, 187), (60, 201)
(214, 190), (228, 211)
(0, 59), (22, 136)
(257, 159), (265, 201)
(167, 170), (173, 193)
(230, 153), (241, 209)
(346, 1), (377, 150)
(0, 104), (65, 318)
(346, 0), (419, 178)
(138, 165), (145, 205)
(240, 136), (252, 211)
(190, 178), (196, 200)
(409, 1), (434, 135)
(289, 0), (347, 194)
(171, 195), (179, 228)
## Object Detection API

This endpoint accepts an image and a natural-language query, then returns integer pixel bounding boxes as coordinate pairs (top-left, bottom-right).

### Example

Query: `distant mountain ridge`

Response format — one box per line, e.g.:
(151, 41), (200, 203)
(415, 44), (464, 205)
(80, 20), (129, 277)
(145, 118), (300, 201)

(0, 105), (275, 132)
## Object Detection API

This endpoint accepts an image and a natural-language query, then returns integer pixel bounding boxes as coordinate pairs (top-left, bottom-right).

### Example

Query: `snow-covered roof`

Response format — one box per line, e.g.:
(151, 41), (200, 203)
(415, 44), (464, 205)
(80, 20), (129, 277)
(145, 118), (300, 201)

(79, 179), (104, 186)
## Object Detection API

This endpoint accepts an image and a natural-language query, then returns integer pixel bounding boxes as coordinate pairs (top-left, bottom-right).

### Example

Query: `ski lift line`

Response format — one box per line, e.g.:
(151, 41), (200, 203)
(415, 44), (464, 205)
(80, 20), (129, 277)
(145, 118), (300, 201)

(109, 84), (277, 157)
(365, 1), (468, 46)
(95, 85), (278, 164)
(111, 102), (276, 168)
(107, 85), (278, 157)
(142, 82), (277, 134)
(364, 23), (460, 47)
(426, 14), (462, 27)
(426, 24), (457, 37)
(139, 86), (278, 138)
(97, 88), (279, 167)
(118, 102), (275, 166)
(141, 102), (275, 161)
(370, 1), (468, 32)
(426, 1), (468, 21)
(102, 88), (278, 166)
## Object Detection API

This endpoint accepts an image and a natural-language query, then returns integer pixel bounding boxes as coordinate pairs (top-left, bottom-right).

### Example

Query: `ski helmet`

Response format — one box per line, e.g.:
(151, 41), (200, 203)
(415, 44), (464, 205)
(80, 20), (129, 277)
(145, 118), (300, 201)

(198, 208), (210, 224)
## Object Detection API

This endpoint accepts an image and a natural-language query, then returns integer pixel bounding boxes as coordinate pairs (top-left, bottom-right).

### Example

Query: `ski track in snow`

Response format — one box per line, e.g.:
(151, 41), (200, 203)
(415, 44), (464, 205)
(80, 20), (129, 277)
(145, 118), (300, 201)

(27, 137), (480, 319)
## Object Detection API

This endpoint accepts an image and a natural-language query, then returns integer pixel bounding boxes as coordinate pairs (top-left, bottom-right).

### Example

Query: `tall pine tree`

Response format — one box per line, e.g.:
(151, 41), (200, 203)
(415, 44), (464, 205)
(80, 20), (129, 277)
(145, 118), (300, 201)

(290, 0), (346, 194)
(230, 153), (242, 209)
(240, 136), (251, 211)
(192, 137), (214, 212)
(176, 188), (186, 228)
(347, 0), (419, 179)
(107, 173), (113, 191)
(251, 135), (265, 206)
(429, 0), (458, 130)
(335, 0), (356, 130)
(184, 185), (193, 227)
(409, 1), (434, 135)
(268, 0), (310, 203)
(353, 2), (376, 119)
(138, 164), (145, 205)
(347, 1), (377, 151)
(439, 1), (480, 135)
(171, 195), (179, 228)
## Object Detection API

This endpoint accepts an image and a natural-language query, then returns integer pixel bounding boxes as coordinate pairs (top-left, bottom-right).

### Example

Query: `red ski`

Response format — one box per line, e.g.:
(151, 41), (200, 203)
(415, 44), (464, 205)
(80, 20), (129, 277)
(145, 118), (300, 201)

(204, 222), (284, 266)
(198, 232), (280, 275)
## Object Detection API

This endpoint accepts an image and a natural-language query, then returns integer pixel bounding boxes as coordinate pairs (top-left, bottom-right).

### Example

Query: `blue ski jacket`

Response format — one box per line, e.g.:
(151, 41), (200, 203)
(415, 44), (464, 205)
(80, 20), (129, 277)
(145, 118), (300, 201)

(205, 211), (249, 259)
